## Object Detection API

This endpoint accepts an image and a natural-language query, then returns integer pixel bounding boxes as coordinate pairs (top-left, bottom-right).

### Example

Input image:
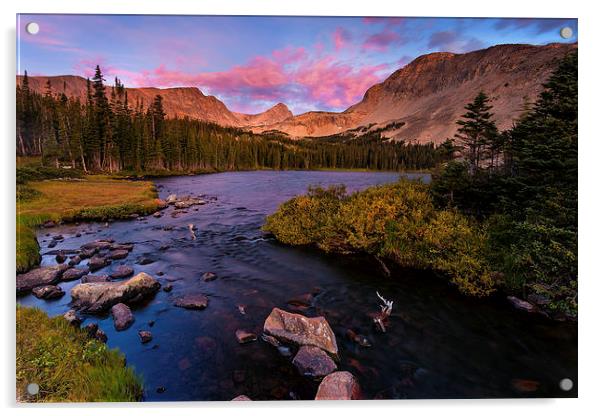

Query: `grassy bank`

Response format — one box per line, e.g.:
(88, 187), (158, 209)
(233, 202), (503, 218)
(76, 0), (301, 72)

(17, 306), (143, 402)
(264, 180), (496, 297)
(16, 174), (162, 273)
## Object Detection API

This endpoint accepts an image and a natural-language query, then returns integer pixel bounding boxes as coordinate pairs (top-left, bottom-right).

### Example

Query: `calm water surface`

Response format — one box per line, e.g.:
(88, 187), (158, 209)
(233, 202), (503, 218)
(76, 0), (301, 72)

(19, 171), (577, 401)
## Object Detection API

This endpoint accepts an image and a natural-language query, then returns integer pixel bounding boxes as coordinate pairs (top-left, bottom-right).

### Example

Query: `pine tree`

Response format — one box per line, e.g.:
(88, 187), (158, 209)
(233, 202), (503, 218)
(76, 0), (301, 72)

(454, 92), (499, 174)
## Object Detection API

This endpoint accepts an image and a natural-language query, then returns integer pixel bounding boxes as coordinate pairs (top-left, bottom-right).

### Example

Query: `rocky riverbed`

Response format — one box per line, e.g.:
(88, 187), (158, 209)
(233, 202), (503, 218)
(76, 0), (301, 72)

(16, 171), (578, 401)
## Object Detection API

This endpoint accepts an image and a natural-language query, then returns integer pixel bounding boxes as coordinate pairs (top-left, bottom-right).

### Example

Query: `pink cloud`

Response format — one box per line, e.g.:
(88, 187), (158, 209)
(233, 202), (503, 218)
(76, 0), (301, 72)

(103, 44), (392, 113)
(333, 27), (351, 51)
(362, 30), (401, 52)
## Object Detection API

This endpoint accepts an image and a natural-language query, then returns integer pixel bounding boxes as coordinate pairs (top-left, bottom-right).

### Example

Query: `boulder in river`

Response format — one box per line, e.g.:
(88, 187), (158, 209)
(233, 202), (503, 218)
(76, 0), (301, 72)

(263, 307), (338, 356)
(139, 330), (153, 343)
(166, 194), (177, 204)
(110, 243), (134, 252)
(136, 256), (155, 265)
(110, 265), (135, 279)
(315, 371), (361, 400)
(32, 285), (65, 300)
(174, 294), (209, 310)
(507, 296), (537, 313)
(292, 346), (337, 378)
(111, 303), (135, 331)
(55, 252), (67, 264)
(16, 264), (69, 294)
(61, 267), (88, 282)
(162, 283), (173, 292)
(88, 255), (111, 271)
(235, 329), (257, 344)
(71, 272), (161, 313)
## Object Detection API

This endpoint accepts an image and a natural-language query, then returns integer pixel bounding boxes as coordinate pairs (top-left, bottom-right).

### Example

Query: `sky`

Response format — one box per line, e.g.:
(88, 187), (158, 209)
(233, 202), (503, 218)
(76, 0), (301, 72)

(17, 14), (577, 115)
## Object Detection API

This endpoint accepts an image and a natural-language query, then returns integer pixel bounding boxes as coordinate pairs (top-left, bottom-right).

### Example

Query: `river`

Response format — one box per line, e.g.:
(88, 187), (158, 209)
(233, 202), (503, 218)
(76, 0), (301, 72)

(18, 170), (578, 401)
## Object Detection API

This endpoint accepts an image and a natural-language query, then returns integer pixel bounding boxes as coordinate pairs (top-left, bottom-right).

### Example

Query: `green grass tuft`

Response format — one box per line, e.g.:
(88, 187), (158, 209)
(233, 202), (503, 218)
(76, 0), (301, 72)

(16, 306), (143, 402)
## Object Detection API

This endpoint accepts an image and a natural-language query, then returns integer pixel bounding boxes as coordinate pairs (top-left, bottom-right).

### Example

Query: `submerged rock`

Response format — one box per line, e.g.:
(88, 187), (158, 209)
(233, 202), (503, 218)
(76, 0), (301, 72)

(61, 267), (88, 282)
(71, 272), (161, 313)
(16, 264), (69, 294)
(81, 240), (113, 251)
(202, 272), (217, 282)
(263, 307), (338, 356)
(235, 329), (257, 344)
(292, 346), (337, 378)
(287, 293), (314, 308)
(507, 296), (537, 313)
(68, 255), (82, 266)
(174, 294), (209, 310)
(162, 283), (173, 292)
(110, 265), (135, 279)
(315, 371), (361, 400)
(139, 330), (153, 344)
(32, 285), (65, 300)
(111, 303), (134, 331)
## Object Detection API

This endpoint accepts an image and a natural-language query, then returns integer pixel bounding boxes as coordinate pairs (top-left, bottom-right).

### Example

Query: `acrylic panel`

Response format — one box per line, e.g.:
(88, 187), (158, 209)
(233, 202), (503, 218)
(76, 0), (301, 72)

(16, 14), (578, 402)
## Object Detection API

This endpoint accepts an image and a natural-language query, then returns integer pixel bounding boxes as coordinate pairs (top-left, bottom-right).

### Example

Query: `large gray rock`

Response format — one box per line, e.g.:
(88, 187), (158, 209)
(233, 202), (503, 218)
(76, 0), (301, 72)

(263, 308), (338, 356)
(315, 371), (361, 400)
(292, 346), (337, 378)
(111, 303), (134, 331)
(71, 272), (161, 313)
(16, 264), (69, 294)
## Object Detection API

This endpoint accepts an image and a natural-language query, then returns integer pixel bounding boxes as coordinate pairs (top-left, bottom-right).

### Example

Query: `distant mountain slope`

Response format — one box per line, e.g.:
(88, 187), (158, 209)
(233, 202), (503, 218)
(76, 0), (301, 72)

(16, 75), (292, 128)
(253, 42), (577, 143)
(18, 42), (576, 143)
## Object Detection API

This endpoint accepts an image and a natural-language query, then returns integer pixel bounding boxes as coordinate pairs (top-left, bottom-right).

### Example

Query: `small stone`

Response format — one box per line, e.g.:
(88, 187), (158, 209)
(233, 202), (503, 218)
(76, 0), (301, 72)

(136, 256), (155, 265)
(110, 265), (134, 279)
(235, 329), (257, 344)
(507, 296), (537, 313)
(174, 294), (208, 310)
(315, 371), (361, 400)
(111, 303), (134, 331)
(202, 272), (217, 282)
(55, 252), (67, 264)
(61, 268), (88, 281)
(162, 284), (173, 292)
(138, 330), (153, 343)
(292, 346), (337, 378)
(63, 309), (81, 326)
(52, 235), (64, 241)
(88, 255), (111, 272)
(32, 285), (65, 300)
(109, 250), (129, 260)
(68, 256), (82, 266)
(81, 274), (111, 283)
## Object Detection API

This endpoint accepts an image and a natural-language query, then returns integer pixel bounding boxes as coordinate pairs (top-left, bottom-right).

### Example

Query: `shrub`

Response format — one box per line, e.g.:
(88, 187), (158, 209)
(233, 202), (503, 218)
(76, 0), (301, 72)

(264, 180), (495, 296)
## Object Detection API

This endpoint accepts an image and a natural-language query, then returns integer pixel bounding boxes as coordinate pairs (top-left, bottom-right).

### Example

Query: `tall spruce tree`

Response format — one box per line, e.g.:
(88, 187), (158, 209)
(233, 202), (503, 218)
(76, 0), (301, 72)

(454, 91), (499, 174)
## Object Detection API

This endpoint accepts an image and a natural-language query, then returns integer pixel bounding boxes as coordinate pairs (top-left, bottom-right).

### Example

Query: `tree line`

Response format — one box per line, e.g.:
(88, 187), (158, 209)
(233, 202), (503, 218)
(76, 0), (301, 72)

(16, 66), (451, 173)
(432, 51), (577, 318)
